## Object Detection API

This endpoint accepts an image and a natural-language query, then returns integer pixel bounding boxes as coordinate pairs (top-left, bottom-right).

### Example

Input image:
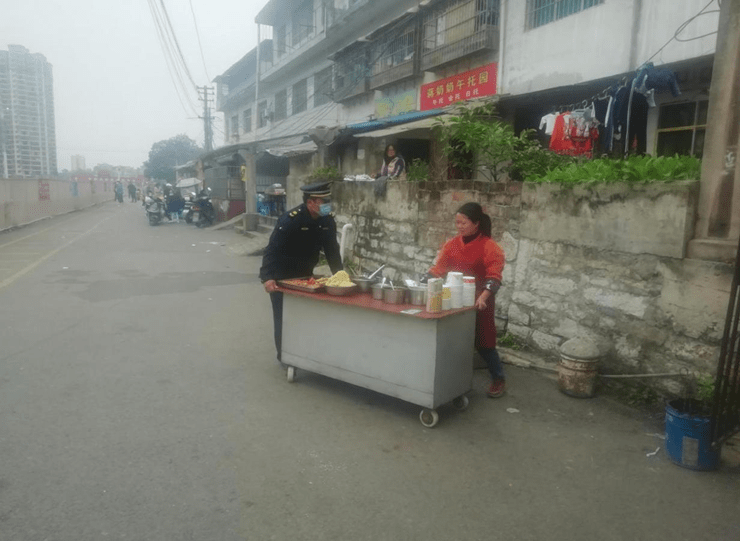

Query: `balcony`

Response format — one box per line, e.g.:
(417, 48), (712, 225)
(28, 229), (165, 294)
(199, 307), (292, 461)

(217, 81), (256, 112)
(421, 0), (500, 71)
(421, 25), (498, 71)
(370, 60), (415, 90)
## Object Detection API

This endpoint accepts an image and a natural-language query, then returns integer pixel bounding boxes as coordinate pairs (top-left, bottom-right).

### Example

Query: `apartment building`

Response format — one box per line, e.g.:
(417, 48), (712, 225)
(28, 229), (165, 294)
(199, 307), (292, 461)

(0, 45), (57, 178)
(214, 0), (720, 205)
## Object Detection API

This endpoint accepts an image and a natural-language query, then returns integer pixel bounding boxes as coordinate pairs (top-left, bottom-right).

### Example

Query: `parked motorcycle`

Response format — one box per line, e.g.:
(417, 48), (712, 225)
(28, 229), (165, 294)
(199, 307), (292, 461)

(184, 192), (196, 224)
(144, 194), (167, 226)
(193, 188), (215, 228)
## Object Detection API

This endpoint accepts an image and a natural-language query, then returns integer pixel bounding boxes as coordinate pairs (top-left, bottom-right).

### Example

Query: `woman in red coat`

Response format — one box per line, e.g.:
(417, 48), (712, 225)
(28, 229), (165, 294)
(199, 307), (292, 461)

(428, 202), (507, 397)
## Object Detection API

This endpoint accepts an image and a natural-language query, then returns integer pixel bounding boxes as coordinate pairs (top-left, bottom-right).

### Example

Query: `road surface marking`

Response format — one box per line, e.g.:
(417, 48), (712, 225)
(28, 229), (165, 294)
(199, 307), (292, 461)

(0, 215), (78, 249)
(0, 215), (113, 291)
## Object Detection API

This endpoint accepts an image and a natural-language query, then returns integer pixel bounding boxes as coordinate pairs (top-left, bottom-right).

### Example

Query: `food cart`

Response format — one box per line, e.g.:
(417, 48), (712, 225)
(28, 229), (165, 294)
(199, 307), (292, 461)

(278, 286), (476, 427)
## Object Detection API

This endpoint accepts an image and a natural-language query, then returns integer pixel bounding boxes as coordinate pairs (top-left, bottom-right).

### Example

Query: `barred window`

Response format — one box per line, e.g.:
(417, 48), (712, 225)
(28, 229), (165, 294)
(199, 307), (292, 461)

(314, 66), (333, 107)
(274, 89), (287, 121)
(292, 79), (307, 115)
(258, 101), (268, 128)
(656, 100), (707, 158)
(526, 0), (603, 29)
(243, 107), (252, 133)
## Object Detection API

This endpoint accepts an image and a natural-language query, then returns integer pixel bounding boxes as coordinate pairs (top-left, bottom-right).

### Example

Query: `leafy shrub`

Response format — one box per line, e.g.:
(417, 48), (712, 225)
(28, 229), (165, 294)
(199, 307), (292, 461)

(528, 155), (701, 184)
(308, 165), (343, 182)
(406, 158), (429, 182)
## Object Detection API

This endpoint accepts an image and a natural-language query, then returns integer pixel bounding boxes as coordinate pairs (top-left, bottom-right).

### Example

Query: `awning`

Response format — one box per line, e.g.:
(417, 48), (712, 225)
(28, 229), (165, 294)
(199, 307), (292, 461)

(355, 116), (448, 138)
(265, 140), (318, 157)
(176, 177), (202, 189)
(344, 108), (448, 135)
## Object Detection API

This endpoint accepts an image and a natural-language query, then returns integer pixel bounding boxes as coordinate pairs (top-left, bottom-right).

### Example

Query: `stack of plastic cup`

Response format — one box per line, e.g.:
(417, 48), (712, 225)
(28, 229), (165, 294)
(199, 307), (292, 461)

(442, 285), (452, 310)
(446, 272), (463, 309)
(463, 276), (476, 307)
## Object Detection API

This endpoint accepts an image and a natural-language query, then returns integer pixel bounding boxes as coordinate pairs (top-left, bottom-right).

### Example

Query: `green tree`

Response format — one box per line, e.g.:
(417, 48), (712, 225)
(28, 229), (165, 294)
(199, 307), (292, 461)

(143, 134), (202, 182)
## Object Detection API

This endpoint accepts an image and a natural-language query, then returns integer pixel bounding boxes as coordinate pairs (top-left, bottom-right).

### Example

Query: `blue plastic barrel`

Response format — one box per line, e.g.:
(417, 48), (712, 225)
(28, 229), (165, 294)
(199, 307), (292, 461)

(665, 399), (721, 471)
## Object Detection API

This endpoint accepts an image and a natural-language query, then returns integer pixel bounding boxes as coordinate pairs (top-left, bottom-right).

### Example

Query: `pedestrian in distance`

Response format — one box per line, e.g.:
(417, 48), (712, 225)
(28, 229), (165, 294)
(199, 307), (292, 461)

(114, 181), (124, 204)
(259, 181), (343, 368)
(127, 181), (137, 202)
(426, 202), (507, 397)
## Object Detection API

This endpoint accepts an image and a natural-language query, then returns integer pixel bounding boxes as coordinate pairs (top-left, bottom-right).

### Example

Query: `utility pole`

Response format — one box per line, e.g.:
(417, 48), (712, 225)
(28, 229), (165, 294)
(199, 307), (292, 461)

(198, 86), (214, 152)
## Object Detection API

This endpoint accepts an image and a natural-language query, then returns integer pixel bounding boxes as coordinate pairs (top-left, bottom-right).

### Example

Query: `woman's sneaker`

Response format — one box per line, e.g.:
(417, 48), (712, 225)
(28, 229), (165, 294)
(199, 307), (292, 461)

(487, 379), (506, 398)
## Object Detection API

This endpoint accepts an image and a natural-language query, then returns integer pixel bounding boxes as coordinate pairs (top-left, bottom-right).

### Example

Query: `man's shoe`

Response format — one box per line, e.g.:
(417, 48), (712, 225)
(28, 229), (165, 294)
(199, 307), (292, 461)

(487, 379), (506, 398)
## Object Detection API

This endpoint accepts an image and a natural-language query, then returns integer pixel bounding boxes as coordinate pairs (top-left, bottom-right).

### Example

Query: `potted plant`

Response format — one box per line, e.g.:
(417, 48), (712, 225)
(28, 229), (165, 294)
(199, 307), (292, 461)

(665, 373), (721, 471)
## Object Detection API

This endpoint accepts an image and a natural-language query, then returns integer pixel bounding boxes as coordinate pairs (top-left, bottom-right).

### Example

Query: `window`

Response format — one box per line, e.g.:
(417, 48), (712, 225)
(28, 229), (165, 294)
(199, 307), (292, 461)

(243, 107), (252, 133)
(292, 79), (307, 115)
(526, 0), (603, 29)
(276, 25), (286, 57)
(292, 0), (314, 46)
(258, 101), (268, 128)
(274, 89), (287, 121)
(314, 66), (333, 106)
(377, 28), (415, 70)
(231, 114), (239, 137)
(656, 100), (708, 158)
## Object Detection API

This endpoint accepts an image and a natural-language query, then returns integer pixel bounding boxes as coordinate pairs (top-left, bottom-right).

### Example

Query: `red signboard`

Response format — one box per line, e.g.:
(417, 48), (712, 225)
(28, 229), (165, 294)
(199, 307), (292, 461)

(38, 181), (50, 201)
(420, 63), (497, 111)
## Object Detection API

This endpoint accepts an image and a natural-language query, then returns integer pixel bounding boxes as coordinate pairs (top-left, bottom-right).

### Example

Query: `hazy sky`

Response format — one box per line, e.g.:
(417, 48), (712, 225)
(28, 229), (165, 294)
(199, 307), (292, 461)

(2, 0), (266, 171)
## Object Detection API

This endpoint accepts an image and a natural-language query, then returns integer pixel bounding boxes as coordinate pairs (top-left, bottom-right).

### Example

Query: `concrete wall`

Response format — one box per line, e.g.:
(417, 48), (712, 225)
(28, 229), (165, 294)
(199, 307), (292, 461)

(501, 0), (718, 95)
(0, 178), (114, 231)
(332, 179), (732, 387)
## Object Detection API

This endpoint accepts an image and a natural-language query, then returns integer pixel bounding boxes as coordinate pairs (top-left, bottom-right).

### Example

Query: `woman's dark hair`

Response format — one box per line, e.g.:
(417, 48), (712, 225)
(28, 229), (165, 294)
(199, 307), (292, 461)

(457, 202), (492, 238)
(384, 144), (399, 164)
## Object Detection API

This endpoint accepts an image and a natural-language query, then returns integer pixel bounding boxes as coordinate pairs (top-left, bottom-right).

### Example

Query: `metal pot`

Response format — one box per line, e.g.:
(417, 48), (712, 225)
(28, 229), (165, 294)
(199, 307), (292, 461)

(383, 286), (408, 305)
(352, 277), (377, 293)
(408, 286), (427, 306)
(370, 283), (385, 300)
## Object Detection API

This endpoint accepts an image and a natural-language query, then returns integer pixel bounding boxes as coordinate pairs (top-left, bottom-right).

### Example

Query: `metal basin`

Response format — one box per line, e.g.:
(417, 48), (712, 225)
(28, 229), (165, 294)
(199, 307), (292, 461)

(383, 286), (408, 305)
(352, 277), (377, 293)
(370, 283), (385, 300)
(326, 284), (358, 296)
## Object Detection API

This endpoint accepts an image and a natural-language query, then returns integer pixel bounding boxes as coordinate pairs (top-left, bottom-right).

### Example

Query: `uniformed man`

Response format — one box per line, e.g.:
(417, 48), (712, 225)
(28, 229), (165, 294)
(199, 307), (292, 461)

(259, 181), (343, 367)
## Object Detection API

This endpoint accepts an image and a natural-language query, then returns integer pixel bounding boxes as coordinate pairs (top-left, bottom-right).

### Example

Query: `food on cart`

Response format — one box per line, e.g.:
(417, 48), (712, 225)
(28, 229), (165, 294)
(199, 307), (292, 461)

(278, 277), (326, 291)
(325, 270), (354, 287)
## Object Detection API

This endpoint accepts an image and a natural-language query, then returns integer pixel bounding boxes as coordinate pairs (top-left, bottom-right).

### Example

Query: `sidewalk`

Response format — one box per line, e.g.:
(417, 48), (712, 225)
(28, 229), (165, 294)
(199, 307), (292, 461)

(223, 223), (740, 469)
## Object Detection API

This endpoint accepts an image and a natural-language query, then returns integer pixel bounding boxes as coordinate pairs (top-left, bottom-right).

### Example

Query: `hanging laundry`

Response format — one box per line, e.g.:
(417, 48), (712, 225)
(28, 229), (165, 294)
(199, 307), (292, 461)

(539, 112), (558, 136)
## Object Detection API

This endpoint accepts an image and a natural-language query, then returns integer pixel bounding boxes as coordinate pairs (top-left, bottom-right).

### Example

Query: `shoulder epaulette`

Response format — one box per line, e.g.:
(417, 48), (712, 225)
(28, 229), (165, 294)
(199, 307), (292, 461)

(289, 210), (298, 218)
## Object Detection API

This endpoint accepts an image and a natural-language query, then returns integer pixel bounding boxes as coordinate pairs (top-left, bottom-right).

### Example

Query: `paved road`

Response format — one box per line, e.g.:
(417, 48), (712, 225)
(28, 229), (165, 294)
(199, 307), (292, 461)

(0, 202), (739, 541)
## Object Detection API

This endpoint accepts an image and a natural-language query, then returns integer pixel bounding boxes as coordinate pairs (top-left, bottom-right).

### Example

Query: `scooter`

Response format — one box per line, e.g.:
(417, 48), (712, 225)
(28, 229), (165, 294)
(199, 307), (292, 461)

(193, 188), (215, 228)
(184, 192), (196, 224)
(144, 194), (167, 226)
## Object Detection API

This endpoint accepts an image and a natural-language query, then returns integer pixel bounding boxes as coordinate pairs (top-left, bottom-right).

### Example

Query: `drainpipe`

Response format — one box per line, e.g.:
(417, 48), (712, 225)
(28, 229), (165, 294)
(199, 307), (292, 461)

(497, 0), (506, 95)
(340, 222), (354, 263)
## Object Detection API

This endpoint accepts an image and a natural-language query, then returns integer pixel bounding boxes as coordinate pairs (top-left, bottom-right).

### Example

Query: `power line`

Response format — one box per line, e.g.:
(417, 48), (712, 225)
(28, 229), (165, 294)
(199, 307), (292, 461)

(189, 0), (211, 81)
(146, 0), (201, 117)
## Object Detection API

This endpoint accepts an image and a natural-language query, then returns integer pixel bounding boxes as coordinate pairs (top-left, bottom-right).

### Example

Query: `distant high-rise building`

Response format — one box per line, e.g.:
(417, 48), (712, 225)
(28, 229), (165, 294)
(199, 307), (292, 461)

(71, 154), (85, 171)
(0, 45), (57, 178)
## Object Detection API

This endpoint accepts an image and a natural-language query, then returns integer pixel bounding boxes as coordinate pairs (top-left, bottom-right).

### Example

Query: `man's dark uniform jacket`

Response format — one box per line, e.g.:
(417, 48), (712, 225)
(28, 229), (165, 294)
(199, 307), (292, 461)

(259, 204), (343, 282)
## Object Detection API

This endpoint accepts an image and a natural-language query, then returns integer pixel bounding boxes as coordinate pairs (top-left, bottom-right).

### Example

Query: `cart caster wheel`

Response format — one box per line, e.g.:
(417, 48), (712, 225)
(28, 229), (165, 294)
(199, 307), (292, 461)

(419, 408), (439, 428)
(286, 366), (295, 383)
(452, 395), (469, 411)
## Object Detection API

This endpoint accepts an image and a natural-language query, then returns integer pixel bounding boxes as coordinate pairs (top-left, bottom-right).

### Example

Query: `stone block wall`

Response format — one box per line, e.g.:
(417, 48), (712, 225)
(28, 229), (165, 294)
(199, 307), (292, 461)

(333, 179), (523, 277)
(330, 177), (732, 386)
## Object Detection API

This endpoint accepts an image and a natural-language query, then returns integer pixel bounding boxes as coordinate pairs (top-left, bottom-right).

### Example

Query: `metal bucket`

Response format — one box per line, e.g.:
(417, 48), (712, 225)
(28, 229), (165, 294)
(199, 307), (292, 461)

(370, 283), (384, 300)
(558, 354), (598, 398)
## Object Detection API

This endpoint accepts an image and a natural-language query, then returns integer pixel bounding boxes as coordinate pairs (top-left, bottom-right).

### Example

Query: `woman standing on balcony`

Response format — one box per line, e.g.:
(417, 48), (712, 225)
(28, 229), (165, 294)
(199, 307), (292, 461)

(379, 144), (406, 180)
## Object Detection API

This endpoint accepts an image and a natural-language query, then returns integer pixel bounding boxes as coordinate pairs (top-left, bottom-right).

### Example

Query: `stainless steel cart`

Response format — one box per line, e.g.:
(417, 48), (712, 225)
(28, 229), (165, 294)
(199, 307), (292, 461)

(280, 289), (476, 427)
